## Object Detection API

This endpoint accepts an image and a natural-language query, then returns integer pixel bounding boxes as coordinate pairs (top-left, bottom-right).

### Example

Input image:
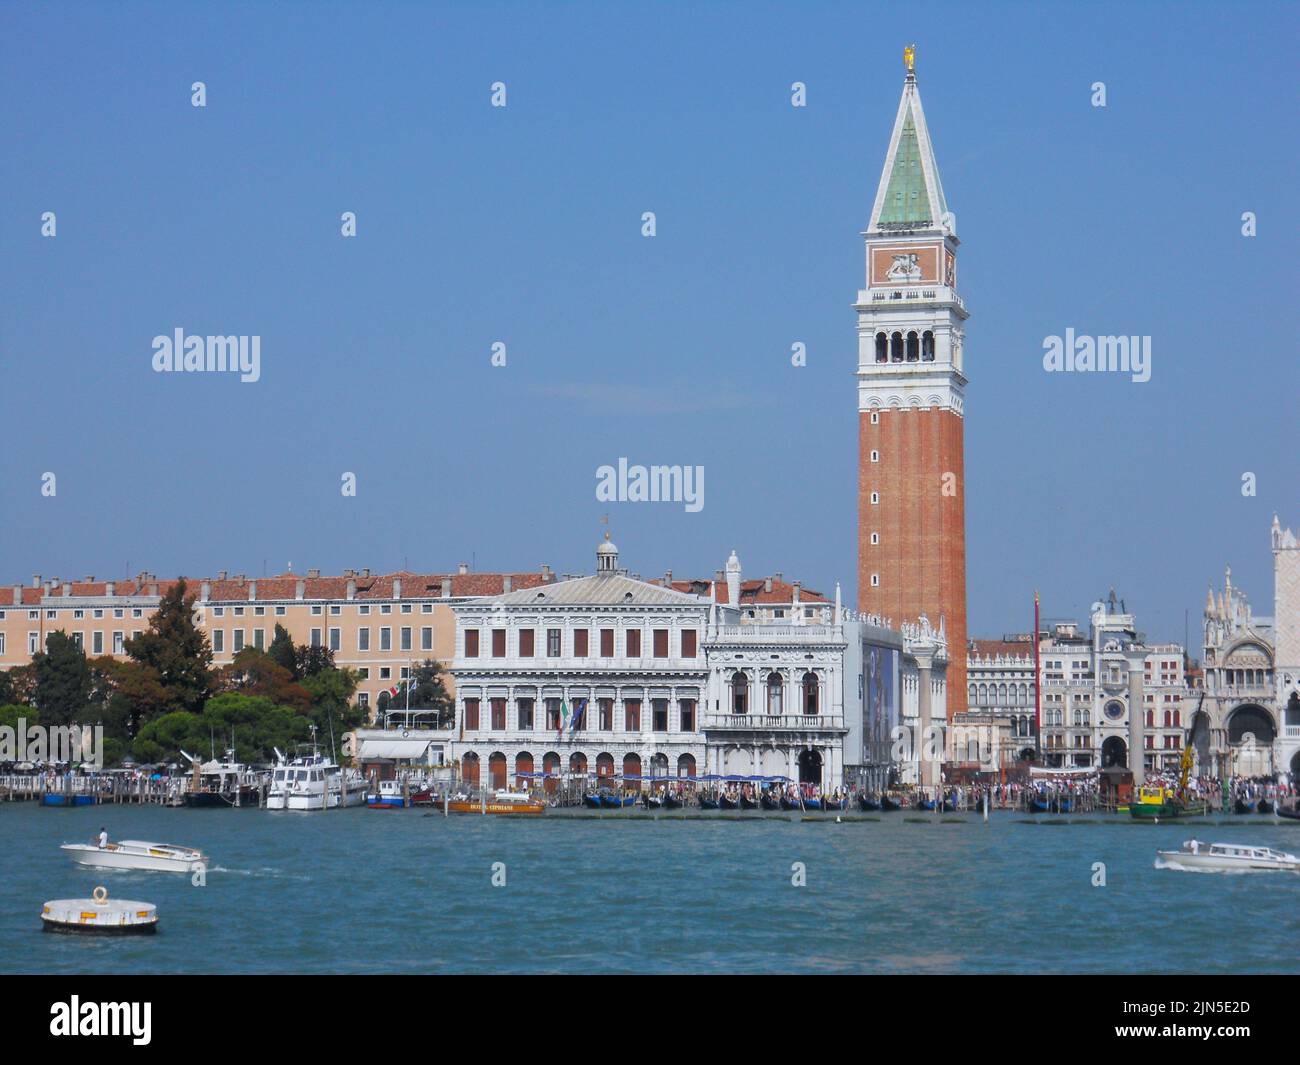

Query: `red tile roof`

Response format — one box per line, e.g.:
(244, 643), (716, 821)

(649, 576), (831, 605)
(0, 571), (552, 605)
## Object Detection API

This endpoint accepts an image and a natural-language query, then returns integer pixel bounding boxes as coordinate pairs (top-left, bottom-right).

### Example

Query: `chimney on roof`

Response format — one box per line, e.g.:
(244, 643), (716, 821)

(714, 569), (724, 584)
(148, 582), (159, 597)
(13, 584), (21, 604)
(32, 574), (41, 587)
(249, 580), (257, 601)
(664, 570), (672, 585)
(541, 564), (552, 579)
(105, 581), (115, 597)
(308, 568), (320, 579)
(502, 575), (513, 593)
(346, 578), (357, 601)
(362, 568), (370, 578)
(218, 570), (228, 581)
(441, 577), (452, 599)
(63, 583), (72, 597)
(393, 577), (402, 600)
(84, 574), (94, 582)
(200, 580), (210, 601)
(296, 579), (306, 601)
(773, 572), (782, 584)
(792, 581), (801, 605)
(42, 580), (52, 597)
(458, 562), (469, 576)
(764, 576), (773, 594)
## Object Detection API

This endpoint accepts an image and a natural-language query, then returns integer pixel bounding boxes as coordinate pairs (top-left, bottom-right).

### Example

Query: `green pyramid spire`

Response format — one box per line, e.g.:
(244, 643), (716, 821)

(869, 66), (949, 232)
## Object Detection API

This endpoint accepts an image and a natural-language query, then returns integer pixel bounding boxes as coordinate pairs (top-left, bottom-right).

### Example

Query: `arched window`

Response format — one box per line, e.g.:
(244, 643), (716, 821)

(978, 683), (987, 705)
(875, 332), (888, 363)
(890, 331), (904, 361)
(906, 331), (919, 361)
(803, 671), (818, 715)
(1145, 710), (1154, 728)
(767, 672), (783, 715)
(732, 671), (749, 715)
(922, 330), (935, 360)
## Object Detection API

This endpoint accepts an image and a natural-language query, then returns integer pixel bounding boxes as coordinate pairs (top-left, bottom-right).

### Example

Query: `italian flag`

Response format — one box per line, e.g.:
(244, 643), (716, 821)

(387, 686), (400, 698)
(558, 698), (570, 735)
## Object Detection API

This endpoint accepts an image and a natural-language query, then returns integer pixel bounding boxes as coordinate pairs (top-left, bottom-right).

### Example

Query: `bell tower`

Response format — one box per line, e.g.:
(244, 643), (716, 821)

(856, 45), (969, 714)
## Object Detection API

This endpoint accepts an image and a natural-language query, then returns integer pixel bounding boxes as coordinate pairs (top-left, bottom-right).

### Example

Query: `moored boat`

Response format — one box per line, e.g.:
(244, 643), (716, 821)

(718, 794), (739, 810)
(1130, 784), (1185, 820)
(698, 796), (721, 810)
(447, 789), (545, 815)
(1277, 805), (1300, 822)
(1234, 799), (1257, 815)
(266, 737), (365, 811)
(41, 793), (96, 807)
(600, 793), (636, 808)
(739, 794), (758, 810)
(760, 793), (782, 811)
(662, 794), (683, 810)
(582, 793), (604, 809)
(779, 796), (801, 811)
(61, 839), (208, 874)
(1258, 799), (1274, 814)
(1156, 839), (1300, 873)
(857, 794), (881, 811)
(879, 795), (901, 811)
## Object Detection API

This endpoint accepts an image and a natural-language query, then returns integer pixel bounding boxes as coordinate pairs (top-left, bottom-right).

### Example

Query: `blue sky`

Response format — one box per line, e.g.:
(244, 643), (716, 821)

(1, 1), (1296, 647)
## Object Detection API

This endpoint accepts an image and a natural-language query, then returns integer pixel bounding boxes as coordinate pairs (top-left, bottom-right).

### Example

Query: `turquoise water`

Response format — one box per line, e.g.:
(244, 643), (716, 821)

(4, 804), (1297, 974)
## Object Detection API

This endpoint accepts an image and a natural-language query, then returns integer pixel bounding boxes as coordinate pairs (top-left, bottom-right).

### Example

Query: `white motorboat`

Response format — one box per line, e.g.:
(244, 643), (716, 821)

(266, 738), (366, 811)
(1155, 839), (1300, 873)
(61, 839), (208, 873)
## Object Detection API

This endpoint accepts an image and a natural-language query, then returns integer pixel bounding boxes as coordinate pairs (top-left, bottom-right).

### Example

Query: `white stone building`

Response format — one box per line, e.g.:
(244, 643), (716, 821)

(447, 537), (948, 795)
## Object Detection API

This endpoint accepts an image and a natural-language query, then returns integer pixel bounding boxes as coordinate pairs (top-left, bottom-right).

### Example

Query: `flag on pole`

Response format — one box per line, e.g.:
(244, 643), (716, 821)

(387, 686), (400, 698)
(558, 698), (570, 735)
(570, 698), (587, 735)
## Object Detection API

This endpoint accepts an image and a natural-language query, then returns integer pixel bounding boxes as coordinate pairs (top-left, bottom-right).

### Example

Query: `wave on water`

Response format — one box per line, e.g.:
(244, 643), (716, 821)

(208, 866), (310, 880)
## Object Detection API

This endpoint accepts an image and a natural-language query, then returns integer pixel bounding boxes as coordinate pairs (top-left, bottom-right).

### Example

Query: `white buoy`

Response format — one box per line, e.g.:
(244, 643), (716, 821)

(41, 885), (157, 936)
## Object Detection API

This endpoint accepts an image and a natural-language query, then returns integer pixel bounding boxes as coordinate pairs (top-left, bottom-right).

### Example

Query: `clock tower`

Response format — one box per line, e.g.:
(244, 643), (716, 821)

(856, 47), (969, 714)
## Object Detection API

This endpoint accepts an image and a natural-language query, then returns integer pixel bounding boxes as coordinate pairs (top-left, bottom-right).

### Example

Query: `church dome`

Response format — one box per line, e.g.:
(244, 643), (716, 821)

(596, 532), (619, 572)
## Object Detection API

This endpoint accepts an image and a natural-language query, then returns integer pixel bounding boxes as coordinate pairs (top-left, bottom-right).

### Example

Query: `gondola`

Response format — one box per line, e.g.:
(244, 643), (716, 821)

(601, 794), (636, 808)
(1027, 797), (1050, 813)
(643, 794), (664, 809)
(823, 797), (847, 812)
(879, 795), (901, 811)
(1056, 797), (1074, 814)
(582, 793), (604, 809)
(739, 794), (758, 810)
(1276, 805), (1300, 821)
(1258, 799), (1274, 814)
(1234, 799), (1257, 815)
(718, 794), (739, 810)
(857, 794), (881, 811)
(915, 797), (937, 811)
(804, 797), (823, 810)
(698, 796), (721, 810)
(780, 796), (802, 811)
(662, 794), (683, 810)
(760, 792), (782, 811)
(940, 799), (957, 813)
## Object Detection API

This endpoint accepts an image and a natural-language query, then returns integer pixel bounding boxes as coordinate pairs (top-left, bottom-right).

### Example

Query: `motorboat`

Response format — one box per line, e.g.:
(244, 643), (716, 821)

(366, 779), (410, 809)
(447, 789), (545, 815)
(180, 749), (263, 808)
(266, 740), (366, 811)
(1155, 840), (1300, 873)
(61, 839), (208, 874)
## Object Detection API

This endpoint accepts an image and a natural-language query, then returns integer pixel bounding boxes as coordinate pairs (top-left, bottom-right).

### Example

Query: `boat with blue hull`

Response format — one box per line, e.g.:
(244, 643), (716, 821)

(857, 795), (881, 811)
(915, 798), (937, 811)
(41, 793), (95, 807)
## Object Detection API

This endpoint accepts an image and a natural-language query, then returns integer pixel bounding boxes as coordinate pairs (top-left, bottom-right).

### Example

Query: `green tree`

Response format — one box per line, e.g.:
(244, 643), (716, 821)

(267, 624), (298, 676)
(32, 631), (92, 725)
(384, 659), (455, 728)
(294, 642), (336, 679)
(124, 580), (213, 715)
(0, 703), (39, 733)
(216, 647), (311, 712)
(132, 693), (312, 765)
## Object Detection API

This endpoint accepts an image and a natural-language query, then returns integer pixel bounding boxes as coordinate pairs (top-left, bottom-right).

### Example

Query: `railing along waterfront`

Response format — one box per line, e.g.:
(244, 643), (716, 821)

(0, 773), (188, 804)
